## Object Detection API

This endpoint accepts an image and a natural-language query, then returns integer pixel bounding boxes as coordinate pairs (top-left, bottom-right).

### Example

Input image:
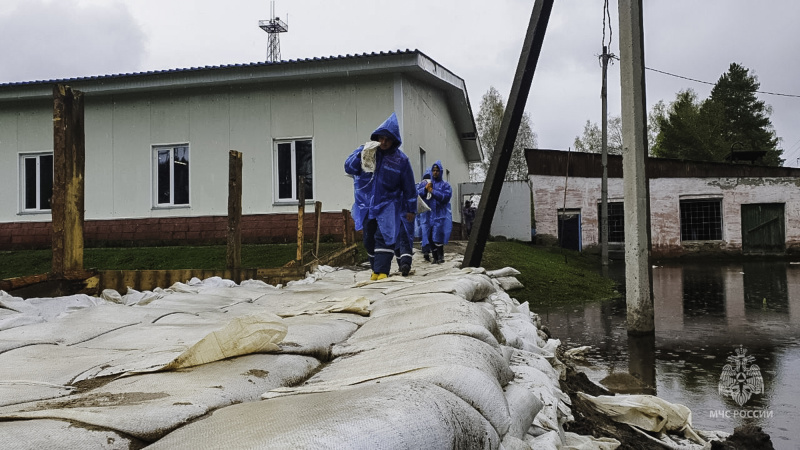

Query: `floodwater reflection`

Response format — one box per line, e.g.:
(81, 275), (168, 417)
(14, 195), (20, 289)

(535, 260), (800, 449)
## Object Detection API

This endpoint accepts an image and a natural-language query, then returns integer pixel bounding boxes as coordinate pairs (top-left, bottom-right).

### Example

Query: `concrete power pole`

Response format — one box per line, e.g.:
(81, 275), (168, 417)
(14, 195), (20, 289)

(618, 0), (654, 334)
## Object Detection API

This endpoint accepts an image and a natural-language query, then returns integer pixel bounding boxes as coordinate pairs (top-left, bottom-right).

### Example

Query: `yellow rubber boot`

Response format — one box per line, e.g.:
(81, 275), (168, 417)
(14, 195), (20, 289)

(370, 272), (379, 281)
(376, 273), (388, 280)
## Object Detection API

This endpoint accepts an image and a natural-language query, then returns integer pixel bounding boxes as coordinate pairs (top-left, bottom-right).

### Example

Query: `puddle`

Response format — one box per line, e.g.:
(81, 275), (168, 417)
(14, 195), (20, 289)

(535, 260), (800, 449)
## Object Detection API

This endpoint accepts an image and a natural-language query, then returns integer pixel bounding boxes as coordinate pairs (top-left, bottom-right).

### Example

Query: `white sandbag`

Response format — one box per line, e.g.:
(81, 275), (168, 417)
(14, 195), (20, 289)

(487, 267), (521, 278)
(277, 295), (370, 317)
(70, 311), (286, 381)
(267, 334), (514, 398)
(335, 298), (501, 356)
(499, 312), (546, 349)
(504, 382), (543, 440)
(360, 140), (380, 172)
(510, 348), (561, 385)
(277, 314), (360, 360)
(150, 381), (501, 450)
(0, 354), (319, 442)
(501, 435), (533, 450)
(525, 430), (561, 449)
(0, 418), (144, 450)
(496, 276), (525, 291)
(381, 273), (496, 303)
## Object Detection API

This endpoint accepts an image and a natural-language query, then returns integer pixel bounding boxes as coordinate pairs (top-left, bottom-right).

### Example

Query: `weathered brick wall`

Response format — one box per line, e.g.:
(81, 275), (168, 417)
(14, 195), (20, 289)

(0, 212), (352, 250)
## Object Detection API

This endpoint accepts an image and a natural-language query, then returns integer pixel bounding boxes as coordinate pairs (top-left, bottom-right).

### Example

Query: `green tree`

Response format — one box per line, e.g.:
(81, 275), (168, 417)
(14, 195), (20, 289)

(573, 100), (664, 156)
(475, 86), (538, 181)
(653, 63), (783, 165)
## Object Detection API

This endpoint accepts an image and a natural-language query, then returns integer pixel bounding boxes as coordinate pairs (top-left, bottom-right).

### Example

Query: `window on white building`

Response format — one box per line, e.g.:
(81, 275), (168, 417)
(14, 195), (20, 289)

(680, 199), (722, 241)
(20, 152), (53, 212)
(419, 148), (427, 177)
(153, 144), (190, 207)
(597, 201), (625, 243)
(274, 138), (313, 202)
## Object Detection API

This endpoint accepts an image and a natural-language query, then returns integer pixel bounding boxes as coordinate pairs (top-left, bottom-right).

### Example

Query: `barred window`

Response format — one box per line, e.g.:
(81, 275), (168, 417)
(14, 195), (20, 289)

(680, 199), (722, 241)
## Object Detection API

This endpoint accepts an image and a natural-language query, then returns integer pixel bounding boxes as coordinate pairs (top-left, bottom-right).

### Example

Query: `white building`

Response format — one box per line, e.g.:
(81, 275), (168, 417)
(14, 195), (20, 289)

(0, 50), (481, 249)
(527, 149), (800, 258)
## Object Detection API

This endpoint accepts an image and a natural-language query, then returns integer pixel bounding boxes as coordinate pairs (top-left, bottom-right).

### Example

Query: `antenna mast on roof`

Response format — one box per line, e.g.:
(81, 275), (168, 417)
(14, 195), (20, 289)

(259, 1), (288, 63)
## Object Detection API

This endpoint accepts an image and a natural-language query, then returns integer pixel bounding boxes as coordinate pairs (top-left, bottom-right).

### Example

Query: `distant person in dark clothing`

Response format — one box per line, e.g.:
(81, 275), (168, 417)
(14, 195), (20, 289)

(462, 200), (476, 238)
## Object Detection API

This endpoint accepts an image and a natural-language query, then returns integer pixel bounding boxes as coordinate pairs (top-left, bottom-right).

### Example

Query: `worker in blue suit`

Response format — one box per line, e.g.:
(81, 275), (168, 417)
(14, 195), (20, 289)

(416, 170), (432, 261)
(418, 160), (452, 264)
(344, 112), (417, 280)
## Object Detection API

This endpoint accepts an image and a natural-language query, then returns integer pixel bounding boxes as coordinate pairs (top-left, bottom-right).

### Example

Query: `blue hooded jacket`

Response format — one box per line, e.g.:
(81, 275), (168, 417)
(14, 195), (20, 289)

(344, 113), (417, 245)
(415, 169), (432, 247)
(417, 160), (452, 244)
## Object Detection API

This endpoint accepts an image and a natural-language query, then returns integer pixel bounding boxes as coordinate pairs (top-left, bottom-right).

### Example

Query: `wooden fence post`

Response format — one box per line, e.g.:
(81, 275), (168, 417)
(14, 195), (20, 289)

(227, 150), (242, 274)
(314, 201), (322, 257)
(52, 84), (85, 276)
(296, 176), (305, 264)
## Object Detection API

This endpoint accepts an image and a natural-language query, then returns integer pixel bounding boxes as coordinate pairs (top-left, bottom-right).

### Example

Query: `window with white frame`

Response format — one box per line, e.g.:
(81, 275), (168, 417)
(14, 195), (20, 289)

(153, 144), (190, 207)
(20, 152), (53, 212)
(274, 138), (313, 202)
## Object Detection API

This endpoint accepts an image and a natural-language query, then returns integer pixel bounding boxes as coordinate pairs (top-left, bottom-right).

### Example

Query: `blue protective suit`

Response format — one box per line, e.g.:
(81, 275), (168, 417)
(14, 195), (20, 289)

(344, 113), (417, 274)
(417, 160), (452, 246)
(415, 169), (432, 254)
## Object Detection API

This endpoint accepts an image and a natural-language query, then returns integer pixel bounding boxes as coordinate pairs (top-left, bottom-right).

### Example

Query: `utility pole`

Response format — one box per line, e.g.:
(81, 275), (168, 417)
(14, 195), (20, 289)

(618, 0), (654, 334)
(600, 45), (611, 267)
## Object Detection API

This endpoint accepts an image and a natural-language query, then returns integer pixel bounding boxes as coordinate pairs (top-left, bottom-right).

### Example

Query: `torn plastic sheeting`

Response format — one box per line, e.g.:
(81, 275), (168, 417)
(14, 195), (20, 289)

(577, 393), (705, 444)
(266, 333), (514, 399)
(0, 418), (146, 450)
(149, 380), (501, 450)
(0, 354), (320, 442)
(69, 311), (286, 382)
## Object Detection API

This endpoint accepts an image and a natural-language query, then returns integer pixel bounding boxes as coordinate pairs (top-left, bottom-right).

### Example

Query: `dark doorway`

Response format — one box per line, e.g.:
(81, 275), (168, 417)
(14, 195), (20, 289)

(741, 203), (785, 255)
(558, 209), (581, 251)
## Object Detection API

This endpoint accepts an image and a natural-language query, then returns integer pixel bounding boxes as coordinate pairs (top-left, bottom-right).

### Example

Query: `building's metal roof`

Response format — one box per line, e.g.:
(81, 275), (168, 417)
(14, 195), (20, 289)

(0, 49), (481, 162)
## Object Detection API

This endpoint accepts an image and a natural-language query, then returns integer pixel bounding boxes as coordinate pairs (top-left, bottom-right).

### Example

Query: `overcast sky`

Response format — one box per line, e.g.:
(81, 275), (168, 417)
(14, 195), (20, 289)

(2, 0), (799, 165)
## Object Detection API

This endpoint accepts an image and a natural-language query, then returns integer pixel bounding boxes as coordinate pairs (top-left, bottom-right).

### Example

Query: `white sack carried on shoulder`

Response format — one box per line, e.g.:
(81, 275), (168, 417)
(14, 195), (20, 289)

(361, 140), (380, 172)
(417, 195), (431, 213)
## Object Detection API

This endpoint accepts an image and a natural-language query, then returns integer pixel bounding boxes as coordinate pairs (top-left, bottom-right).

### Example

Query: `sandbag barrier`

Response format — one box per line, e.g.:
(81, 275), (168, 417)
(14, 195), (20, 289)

(0, 250), (714, 449)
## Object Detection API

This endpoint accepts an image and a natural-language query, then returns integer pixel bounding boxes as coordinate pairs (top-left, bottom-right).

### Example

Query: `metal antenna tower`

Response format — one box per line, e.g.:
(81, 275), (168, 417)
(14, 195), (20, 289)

(259, 2), (288, 63)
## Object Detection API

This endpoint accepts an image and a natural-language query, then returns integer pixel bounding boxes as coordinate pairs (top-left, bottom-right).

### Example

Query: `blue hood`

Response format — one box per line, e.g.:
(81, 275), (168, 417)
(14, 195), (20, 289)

(431, 160), (444, 180)
(370, 112), (402, 148)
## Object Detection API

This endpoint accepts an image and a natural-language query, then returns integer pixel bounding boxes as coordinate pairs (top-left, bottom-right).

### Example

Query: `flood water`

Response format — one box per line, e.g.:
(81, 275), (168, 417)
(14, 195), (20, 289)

(535, 260), (800, 449)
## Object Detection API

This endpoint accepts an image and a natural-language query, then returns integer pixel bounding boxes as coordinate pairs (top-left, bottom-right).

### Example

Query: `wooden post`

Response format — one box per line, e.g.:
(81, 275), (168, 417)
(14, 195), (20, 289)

(463, 0), (553, 267)
(314, 201), (322, 257)
(296, 176), (305, 264)
(52, 84), (85, 277)
(227, 150), (242, 273)
(342, 209), (350, 246)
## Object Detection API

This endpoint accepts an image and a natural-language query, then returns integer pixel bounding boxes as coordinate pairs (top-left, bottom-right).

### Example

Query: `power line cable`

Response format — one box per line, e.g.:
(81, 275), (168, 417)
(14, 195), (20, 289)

(609, 55), (800, 98)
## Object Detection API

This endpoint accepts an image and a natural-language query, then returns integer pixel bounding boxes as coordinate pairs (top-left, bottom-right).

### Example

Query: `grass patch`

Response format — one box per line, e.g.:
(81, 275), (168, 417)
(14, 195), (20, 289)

(1, 241), (617, 307)
(0, 243), (354, 280)
(480, 241), (620, 306)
